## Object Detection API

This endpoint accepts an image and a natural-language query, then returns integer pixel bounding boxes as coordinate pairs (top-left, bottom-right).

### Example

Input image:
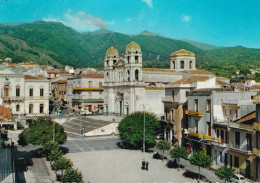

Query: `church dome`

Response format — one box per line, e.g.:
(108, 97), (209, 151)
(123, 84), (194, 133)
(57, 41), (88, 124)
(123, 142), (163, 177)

(170, 49), (195, 57)
(126, 41), (141, 53)
(106, 46), (119, 57)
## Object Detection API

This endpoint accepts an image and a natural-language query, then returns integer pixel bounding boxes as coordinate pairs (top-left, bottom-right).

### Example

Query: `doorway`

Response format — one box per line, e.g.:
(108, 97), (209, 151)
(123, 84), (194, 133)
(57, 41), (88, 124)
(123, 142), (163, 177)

(246, 160), (250, 178)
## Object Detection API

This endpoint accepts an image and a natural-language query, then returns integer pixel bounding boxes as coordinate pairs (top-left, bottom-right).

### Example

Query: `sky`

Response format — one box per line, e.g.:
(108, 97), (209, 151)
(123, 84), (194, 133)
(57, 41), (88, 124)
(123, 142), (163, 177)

(0, 0), (260, 48)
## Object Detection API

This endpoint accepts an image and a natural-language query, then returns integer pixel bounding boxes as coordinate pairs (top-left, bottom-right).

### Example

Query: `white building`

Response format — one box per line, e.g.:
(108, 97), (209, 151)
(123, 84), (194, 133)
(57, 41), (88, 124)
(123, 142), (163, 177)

(103, 41), (213, 118)
(0, 69), (49, 116)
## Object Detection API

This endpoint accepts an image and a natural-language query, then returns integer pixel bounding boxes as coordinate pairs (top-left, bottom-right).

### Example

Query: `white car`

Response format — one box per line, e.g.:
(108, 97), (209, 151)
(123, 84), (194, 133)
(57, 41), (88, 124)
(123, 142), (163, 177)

(229, 174), (249, 183)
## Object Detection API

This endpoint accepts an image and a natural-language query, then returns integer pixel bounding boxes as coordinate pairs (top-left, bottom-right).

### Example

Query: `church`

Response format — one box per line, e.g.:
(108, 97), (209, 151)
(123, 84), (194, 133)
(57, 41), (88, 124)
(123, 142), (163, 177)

(103, 41), (213, 117)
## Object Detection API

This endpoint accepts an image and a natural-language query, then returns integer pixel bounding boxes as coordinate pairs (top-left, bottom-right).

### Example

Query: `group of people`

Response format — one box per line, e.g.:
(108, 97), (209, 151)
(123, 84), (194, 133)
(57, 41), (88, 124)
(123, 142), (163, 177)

(141, 159), (149, 171)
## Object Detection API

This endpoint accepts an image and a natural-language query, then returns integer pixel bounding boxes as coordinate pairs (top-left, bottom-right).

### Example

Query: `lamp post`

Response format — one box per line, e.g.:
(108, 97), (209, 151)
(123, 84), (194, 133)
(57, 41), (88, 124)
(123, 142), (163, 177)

(139, 104), (150, 153)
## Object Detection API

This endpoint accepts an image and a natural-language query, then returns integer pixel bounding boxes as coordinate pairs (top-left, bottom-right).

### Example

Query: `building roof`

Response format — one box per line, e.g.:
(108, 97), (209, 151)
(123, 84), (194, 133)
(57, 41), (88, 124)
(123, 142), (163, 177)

(216, 80), (231, 86)
(234, 112), (255, 124)
(106, 46), (119, 57)
(180, 69), (212, 75)
(60, 71), (70, 75)
(170, 49), (195, 56)
(126, 41), (141, 52)
(192, 88), (232, 93)
(145, 87), (164, 90)
(24, 75), (40, 80)
(142, 68), (176, 73)
(249, 85), (260, 91)
(80, 73), (104, 78)
(216, 76), (229, 80)
(167, 76), (210, 85)
(46, 69), (60, 74)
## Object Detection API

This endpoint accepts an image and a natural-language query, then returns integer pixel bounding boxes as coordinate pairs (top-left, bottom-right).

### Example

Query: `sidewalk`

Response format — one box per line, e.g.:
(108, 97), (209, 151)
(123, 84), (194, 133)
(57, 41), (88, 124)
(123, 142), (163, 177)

(152, 147), (222, 183)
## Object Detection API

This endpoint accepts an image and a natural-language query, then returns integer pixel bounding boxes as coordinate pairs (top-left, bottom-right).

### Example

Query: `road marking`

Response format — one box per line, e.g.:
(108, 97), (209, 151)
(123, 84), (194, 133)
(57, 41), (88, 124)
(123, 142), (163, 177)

(70, 141), (85, 152)
(80, 140), (95, 151)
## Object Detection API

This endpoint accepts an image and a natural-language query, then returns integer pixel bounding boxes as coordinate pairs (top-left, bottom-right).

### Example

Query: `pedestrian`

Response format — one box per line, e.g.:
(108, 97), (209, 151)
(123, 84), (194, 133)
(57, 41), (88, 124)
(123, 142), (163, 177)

(146, 161), (149, 171)
(142, 159), (145, 170)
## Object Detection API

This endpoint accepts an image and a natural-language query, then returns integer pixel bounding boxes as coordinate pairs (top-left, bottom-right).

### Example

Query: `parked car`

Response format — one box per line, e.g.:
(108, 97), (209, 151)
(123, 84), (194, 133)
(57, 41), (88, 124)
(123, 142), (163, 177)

(229, 174), (249, 183)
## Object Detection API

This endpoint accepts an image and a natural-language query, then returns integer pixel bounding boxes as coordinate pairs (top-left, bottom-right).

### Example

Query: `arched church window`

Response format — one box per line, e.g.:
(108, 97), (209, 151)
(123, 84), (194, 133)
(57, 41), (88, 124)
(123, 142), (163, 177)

(127, 70), (130, 81)
(172, 61), (175, 69)
(190, 61), (192, 69)
(135, 70), (139, 81)
(113, 60), (117, 65)
(135, 56), (138, 63)
(180, 61), (185, 69)
(127, 56), (130, 63)
(106, 60), (109, 66)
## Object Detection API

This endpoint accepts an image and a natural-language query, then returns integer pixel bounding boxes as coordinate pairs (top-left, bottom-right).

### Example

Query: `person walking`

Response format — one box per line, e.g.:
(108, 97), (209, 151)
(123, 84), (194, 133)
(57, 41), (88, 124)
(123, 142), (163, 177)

(146, 161), (149, 171)
(142, 159), (145, 170)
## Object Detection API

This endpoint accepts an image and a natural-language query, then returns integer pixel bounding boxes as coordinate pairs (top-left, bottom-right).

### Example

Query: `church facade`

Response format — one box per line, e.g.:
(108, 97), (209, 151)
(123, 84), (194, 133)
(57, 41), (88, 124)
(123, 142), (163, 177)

(103, 41), (213, 118)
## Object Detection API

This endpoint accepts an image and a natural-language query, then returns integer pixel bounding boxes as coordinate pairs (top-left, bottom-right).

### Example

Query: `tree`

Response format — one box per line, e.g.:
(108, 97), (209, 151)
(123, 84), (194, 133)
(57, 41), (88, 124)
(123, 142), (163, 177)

(189, 151), (212, 180)
(156, 140), (171, 161)
(216, 166), (235, 183)
(47, 148), (63, 163)
(43, 140), (59, 156)
(60, 168), (84, 183)
(118, 112), (160, 150)
(19, 117), (67, 145)
(170, 146), (189, 169)
(51, 156), (73, 174)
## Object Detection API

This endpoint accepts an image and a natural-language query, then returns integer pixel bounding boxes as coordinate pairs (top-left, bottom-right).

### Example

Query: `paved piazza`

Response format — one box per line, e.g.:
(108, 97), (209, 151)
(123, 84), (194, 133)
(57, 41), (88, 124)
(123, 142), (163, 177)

(65, 149), (198, 183)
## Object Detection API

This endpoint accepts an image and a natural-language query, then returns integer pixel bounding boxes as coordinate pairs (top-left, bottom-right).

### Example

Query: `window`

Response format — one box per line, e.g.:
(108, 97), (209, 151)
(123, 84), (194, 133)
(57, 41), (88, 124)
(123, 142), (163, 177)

(106, 60), (108, 66)
(135, 70), (139, 81)
(217, 129), (220, 138)
(99, 82), (102, 88)
(29, 104), (33, 113)
(16, 104), (20, 112)
(207, 100), (211, 112)
(221, 130), (224, 140)
(29, 88), (33, 97)
(16, 86), (20, 97)
(190, 61), (193, 69)
(127, 70), (130, 81)
(195, 120), (198, 133)
(135, 56), (138, 63)
(126, 107), (129, 115)
(4, 85), (9, 97)
(172, 91), (175, 102)
(40, 104), (44, 113)
(89, 92), (92, 99)
(235, 131), (240, 147)
(207, 122), (211, 136)
(195, 99), (198, 112)
(89, 81), (92, 88)
(127, 56), (130, 63)
(113, 60), (117, 64)
(234, 156), (239, 168)
(172, 61), (175, 69)
(180, 61), (185, 69)
(40, 88), (44, 97)
(219, 151), (222, 163)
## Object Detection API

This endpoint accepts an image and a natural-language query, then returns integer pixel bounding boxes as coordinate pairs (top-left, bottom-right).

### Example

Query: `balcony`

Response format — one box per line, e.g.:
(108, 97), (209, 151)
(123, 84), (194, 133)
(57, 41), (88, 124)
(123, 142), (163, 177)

(229, 121), (253, 131)
(211, 138), (227, 147)
(188, 130), (203, 138)
(161, 96), (174, 103)
(185, 110), (203, 116)
(253, 122), (260, 131)
(253, 148), (260, 156)
(229, 144), (252, 154)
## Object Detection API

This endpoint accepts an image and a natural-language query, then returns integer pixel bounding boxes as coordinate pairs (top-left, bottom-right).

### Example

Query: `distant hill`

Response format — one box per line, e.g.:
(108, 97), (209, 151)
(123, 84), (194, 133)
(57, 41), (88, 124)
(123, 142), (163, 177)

(0, 21), (260, 72)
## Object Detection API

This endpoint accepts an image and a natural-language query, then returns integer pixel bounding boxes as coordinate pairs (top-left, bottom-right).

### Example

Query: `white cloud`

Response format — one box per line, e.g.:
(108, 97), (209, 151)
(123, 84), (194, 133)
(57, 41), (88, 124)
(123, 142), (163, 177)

(181, 15), (192, 22)
(126, 18), (132, 22)
(142, 0), (153, 8)
(43, 11), (114, 32)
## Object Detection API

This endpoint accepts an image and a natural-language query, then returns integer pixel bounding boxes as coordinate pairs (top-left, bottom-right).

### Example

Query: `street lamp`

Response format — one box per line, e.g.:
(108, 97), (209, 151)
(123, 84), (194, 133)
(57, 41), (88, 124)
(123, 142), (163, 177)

(139, 104), (150, 153)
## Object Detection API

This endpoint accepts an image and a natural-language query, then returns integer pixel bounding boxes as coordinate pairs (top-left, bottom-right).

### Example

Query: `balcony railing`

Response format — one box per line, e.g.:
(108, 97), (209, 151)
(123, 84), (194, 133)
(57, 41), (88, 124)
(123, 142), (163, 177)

(185, 110), (203, 116)
(229, 144), (252, 154)
(229, 121), (253, 130)
(161, 96), (174, 103)
(254, 122), (260, 130)
(188, 130), (203, 138)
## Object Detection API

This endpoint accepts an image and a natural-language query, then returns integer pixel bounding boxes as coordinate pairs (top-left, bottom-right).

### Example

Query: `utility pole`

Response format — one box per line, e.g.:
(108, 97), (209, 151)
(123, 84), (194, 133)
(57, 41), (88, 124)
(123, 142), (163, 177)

(143, 110), (145, 153)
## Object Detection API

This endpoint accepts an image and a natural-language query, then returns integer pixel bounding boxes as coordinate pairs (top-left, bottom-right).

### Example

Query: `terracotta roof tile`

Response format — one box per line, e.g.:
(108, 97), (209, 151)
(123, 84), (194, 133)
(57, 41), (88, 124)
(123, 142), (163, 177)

(145, 87), (164, 90)
(235, 112), (255, 124)
(216, 76), (229, 80)
(167, 76), (210, 85)
(181, 69), (212, 75)
(80, 73), (104, 78)
(216, 80), (231, 86)
(24, 75), (40, 80)
(142, 68), (176, 73)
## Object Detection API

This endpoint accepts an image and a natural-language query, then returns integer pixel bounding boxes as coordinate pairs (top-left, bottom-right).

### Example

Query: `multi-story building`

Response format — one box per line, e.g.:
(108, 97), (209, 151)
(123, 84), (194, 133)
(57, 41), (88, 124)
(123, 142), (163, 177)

(51, 79), (67, 104)
(186, 89), (257, 169)
(103, 41), (213, 118)
(67, 73), (104, 114)
(0, 69), (49, 116)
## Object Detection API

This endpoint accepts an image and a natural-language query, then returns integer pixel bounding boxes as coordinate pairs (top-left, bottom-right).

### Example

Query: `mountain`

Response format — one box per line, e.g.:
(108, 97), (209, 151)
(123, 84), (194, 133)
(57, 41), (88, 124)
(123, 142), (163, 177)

(0, 21), (260, 72)
(181, 39), (217, 50)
